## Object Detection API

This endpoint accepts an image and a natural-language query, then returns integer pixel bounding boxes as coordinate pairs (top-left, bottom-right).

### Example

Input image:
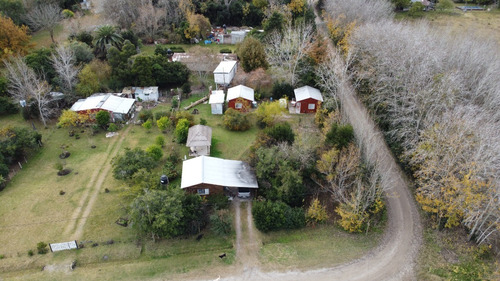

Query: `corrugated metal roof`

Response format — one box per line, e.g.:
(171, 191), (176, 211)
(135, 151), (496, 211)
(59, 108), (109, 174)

(186, 125), (212, 147)
(294, 86), (323, 102)
(227, 85), (254, 102)
(209, 91), (225, 104)
(214, 60), (237, 74)
(181, 156), (258, 189)
(70, 94), (135, 114)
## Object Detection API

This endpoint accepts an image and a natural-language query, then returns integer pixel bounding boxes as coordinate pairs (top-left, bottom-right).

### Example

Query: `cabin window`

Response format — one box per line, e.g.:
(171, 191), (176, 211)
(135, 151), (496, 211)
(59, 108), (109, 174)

(197, 188), (209, 195)
(235, 103), (243, 109)
(308, 103), (315, 110)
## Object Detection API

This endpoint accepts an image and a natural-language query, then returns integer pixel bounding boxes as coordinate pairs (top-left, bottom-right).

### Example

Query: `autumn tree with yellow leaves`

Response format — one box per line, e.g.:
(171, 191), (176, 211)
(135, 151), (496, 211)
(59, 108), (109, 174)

(0, 15), (32, 60)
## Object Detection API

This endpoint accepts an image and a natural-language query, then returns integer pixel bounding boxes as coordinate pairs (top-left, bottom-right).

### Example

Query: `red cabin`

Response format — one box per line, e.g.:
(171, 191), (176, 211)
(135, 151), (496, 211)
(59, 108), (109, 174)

(294, 86), (323, 114)
(226, 85), (254, 112)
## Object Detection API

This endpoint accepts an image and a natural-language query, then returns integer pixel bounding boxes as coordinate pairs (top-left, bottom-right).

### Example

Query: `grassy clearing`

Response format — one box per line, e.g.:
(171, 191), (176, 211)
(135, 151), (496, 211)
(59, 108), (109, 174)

(395, 6), (500, 43)
(259, 224), (382, 271)
(140, 43), (237, 56)
(417, 227), (499, 280)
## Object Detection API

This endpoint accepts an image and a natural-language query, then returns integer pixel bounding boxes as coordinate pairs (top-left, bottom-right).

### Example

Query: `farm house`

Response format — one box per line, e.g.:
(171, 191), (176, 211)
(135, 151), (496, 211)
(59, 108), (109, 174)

(213, 60), (237, 86)
(226, 85), (254, 112)
(293, 86), (323, 114)
(209, 90), (225, 114)
(186, 125), (212, 156)
(181, 156), (258, 196)
(70, 94), (136, 122)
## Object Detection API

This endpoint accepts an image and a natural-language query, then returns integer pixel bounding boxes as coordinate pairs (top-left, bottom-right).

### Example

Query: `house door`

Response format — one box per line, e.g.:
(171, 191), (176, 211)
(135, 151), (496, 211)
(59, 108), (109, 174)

(296, 102), (301, 114)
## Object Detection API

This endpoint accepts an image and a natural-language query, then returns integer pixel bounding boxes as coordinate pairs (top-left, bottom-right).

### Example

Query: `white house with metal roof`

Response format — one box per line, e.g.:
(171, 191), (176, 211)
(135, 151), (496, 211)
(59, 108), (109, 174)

(122, 86), (159, 102)
(181, 156), (258, 196)
(70, 94), (136, 122)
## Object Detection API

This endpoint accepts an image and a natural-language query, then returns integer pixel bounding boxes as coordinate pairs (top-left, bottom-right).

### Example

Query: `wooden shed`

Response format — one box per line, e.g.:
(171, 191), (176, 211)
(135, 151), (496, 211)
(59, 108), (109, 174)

(227, 85), (254, 112)
(70, 94), (136, 122)
(293, 86), (323, 114)
(209, 90), (225, 115)
(186, 125), (212, 156)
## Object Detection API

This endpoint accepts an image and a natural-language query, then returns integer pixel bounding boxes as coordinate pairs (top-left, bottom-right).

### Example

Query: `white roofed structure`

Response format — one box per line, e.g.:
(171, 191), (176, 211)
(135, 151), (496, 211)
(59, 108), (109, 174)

(209, 90), (225, 114)
(226, 85), (254, 102)
(70, 94), (136, 122)
(294, 86), (323, 102)
(181, 156), (258, 189)
(186, 125), (212, 156)
(214, 60), (237, 86)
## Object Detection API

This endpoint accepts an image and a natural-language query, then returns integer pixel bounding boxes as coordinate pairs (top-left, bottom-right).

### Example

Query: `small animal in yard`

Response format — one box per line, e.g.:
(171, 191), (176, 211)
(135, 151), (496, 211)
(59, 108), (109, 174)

(219, 253), (226, 259)
(196, 234), (204, 241)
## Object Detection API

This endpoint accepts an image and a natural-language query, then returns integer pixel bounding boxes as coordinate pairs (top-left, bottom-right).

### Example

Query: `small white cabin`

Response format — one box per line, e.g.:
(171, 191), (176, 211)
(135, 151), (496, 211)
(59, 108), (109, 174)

(209, 90), (225, 115)
(214, 60), (237, 86)
(122, 86), (159, 102)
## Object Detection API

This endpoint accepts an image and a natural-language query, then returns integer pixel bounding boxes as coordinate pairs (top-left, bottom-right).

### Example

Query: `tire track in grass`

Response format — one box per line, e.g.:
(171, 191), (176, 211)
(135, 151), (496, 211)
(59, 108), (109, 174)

(64, 126), (131, 239)
(62, 131), (121, 236)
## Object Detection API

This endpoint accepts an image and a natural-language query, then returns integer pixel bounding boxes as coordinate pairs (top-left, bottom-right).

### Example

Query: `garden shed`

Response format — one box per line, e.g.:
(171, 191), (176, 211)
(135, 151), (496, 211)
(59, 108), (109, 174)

(122, 86), (159, 102)
(209, 90), (225, 114)
(226, 85), (254, 112)
(70, 94), (136, 122)
(293, 86), (323, 114)
(213, 60), (237, 86)
(186, 125), (212, 156)
(181, 156), (258, 196)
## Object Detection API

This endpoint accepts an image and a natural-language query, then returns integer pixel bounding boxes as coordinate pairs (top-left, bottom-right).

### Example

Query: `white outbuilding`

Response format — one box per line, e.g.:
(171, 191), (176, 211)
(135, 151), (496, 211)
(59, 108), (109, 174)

(209, 90), (225, 115)
(214, 60), (237, 86)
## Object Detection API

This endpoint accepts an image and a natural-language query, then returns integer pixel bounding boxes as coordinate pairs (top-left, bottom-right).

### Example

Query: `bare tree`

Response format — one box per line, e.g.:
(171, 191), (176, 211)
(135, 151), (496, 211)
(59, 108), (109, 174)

(134, 2), (167, 42)
(24, 3), (62, 43)
(51, 44), (80, 94)
(4, 57), (52, 127)
(157, 0), (183, 26)
(324, 0), (393, 28)
(103, 0), (140, 29)
(265, 23), (314, 85)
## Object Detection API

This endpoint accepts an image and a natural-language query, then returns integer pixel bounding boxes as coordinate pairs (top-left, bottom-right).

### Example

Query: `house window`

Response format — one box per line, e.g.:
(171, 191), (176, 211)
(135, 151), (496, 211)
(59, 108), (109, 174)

(235, 103), (243, 109)
(308, 103), (315, 110)
(197, 188), (209, 195)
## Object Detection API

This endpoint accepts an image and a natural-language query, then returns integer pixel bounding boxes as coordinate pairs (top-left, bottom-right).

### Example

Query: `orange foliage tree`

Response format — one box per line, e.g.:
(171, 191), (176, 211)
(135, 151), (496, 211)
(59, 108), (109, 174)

(0, 16), (32, 60)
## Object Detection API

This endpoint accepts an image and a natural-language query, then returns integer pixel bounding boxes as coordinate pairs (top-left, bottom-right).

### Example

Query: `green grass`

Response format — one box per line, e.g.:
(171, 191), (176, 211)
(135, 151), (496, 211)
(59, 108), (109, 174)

(259, 224), (382, 271)
(140, 43), (237, 56)
(416, 227), (497, 281)
(30, 25), (65, 49)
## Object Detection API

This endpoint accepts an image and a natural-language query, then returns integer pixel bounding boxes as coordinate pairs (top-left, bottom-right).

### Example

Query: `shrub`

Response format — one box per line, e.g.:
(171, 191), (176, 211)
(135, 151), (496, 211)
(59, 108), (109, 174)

(172, 98), (179, 109)
(252, 200), (305, 232)
(142, 119), (153, 131)
(210, 209), (232, 236)
(112, 148), (157, 180)
(75, 31), (94, 47)
(219, 48), (232, 53)
(223, 108), (251, 131)
(107, 123), (118, 132)
(163, 162), (178, 180)
(264, 122), (295, 145)
(175, 118), (190, 143)
(0, 97), (19, 115)
(167, 149), (180, 164)
(54, 162), (63, 171)
(155, 135), (165, 147)
(62, 9), (74, 18)
(255, 101), (282, 128)
(306, 198), (329, 226)
(409, 2), (425, 17)
(154, 111), (169, 121)
(28, 250), (34, 256)
(181, 82), (191, 96)
(271, 82), (294, 100)
(146, 145), (163, 161)
(138, 110), (153, 123)
(207, 194), (230, 210)
(200, 118), (207, 125)
(95, 110), (110, 129)
(174, 111), (195, 126)
(37, 242), (48, 254)
(157, 116), (171, 131)
(325, 123), (354, 149)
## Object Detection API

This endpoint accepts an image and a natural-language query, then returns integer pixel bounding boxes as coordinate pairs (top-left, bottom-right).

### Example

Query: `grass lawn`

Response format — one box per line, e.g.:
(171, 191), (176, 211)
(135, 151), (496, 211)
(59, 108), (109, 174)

(140, 43), (237, 56)
(259, 224), (382, 271)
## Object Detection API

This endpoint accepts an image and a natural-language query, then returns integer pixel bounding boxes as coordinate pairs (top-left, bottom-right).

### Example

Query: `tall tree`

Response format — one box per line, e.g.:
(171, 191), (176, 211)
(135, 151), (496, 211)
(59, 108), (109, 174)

(266, 23), (314, 85)
(51, 44), (80, 94)
(24, 3), (62, 43)
(4, 57), (52, 127)
(0, 15), (32, 60)
(94, 25), (124, 58)
(134, 2), (166, 42)
(236, 37), (268, 72)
